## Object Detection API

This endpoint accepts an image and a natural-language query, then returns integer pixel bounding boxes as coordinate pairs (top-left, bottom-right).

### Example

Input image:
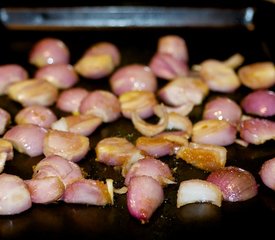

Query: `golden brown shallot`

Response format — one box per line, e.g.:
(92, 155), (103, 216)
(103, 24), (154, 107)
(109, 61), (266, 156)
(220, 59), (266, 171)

(127, 175), (164, 224)
(259, 157), (275, 191)
(56, 87), (89, 114)
(176, 142), (227, 172)
(192, 119), (237, 146)
(3, 124), (47, 157)
(15, 105), (57, 128)
(207, 166), (258, 202)
(241, 90), (275, 117)
(238, 62), (275, 89)
(51, 114), (102, 136)
(0, 64), (28, 95)
(200, 59), (240, 93)
(7, 79), (58, 107)
(119, 90), (158, 119)
(79, 90), (121, 123)
(34, 64), (79, 89)
(131, 104), (168, 137)
(203, 97), (242, 126)
(109, 64), (157, 96)
(177, 179), (223, 208)
(29, 38), (70, 68)
(43, 129), (90, 162)
(0, 173), (32, 215)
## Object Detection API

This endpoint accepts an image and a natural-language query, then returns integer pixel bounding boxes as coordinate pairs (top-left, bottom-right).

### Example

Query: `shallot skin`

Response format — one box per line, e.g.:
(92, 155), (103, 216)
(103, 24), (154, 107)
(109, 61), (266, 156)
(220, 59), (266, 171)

(29, 38), (70, 68)
(241, 90), (275, 117)
(259, 157), (275, 191)
(207, 166), (258, 202)
(109, 64), (157, 96)
(127, 175), (164, 224)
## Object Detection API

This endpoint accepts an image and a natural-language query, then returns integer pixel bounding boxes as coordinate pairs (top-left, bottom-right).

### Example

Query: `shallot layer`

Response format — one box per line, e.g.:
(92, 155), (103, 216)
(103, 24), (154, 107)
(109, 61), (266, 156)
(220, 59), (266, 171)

(0, 139), (14, 173)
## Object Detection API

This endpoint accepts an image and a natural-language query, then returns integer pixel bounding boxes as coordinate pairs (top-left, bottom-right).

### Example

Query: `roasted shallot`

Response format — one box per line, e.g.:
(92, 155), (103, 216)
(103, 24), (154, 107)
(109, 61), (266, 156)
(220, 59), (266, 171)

(0, 108), (11, 135)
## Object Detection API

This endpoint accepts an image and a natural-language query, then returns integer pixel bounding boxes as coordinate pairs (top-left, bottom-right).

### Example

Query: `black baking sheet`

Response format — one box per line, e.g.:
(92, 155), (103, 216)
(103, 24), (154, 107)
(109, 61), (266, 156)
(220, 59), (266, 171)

(0, 1), (275, 239)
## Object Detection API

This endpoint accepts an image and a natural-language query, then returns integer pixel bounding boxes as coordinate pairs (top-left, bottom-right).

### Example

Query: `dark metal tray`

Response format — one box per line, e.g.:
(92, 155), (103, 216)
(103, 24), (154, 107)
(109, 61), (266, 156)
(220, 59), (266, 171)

(0, 1), (275, 239)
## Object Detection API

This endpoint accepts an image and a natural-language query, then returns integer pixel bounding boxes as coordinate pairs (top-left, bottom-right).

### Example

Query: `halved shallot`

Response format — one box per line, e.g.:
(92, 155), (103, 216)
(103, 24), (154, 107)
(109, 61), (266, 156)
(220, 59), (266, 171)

(131, 104), (168, 137)
(0, 108), (11, 135)
(0, 139), (13, 173)
(79, 90), (121, 123)
(29, 37), (70, 68)
(127, 175), (164, 224)
(63, 178), (113, 206)
(0, 64), (28, 95)
(3, 124), (47, 157)
(0, 173), (32, 215)
(239, 118), (275, 145)
(109, 64), (157, 96)
(124, 157), (175, 187)
(241, 90), (275, 117)
(238, 62), (275, 89)
(177, 179), (222, 208)
(176, 142), (227, 172)
(119, 90), (158, 119)
(43, 129), (90, 162)
(7, 79), (58, 107)
(259, 157), (275, 191)
(15, 105), (57, 128)
(192, 119), (237, 146)
(207, 166), (258, 202)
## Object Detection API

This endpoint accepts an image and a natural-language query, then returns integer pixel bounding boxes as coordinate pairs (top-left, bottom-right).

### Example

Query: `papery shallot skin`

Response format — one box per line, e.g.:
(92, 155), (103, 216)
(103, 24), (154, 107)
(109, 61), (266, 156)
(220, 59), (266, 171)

(83, 41), (121, 67)
(0, 64), (28, 95)
(43, 129), (90, 162)
(238, 62), (275, 89)
(3, 124), (47, 157)
(119, 90), (158, 119)
(192, 119), (237, 146)
(200, 59), (241, 93)
(34, 64), (79, 89)
(177, 179), (222, 208)
(7, 79), (59, 107)
(259, 157), (275, 191)
(79, 90), (121, 122)
(0, 108), (11, 135)
(15, 105), (57, 128)
(0, 173), (32, 215)
(63, 179), (112, 206)
(33, 155), (84, 187)
(109, 64), (157, 96)
(207, 166), (258, 202)
(239, 118), (275, 145)
(29, 38), (70, 68)
(25, 176), (65, 204)
(124, 157), (174, 187)
(56, 87), (89, 114)
(127, 175), (164, 224)
(241, 90), (275, 117)
(203, 97), (242, 125)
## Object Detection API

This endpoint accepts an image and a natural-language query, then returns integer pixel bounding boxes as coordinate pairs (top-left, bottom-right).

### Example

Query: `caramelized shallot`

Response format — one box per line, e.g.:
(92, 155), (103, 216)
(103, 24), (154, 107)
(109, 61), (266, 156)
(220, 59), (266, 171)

(207, 166), (258, 202)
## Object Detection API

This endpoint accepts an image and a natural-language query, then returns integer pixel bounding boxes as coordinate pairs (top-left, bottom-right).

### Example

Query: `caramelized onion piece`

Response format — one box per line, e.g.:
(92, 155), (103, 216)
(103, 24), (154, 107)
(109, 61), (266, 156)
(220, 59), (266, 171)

(177, 179), (222, 208)
(207, 166), (258, 202)
(238, 62), (275, 89)
(192, 119), (237, 146)
(241, 90), (275, 117)
(131, 104), (168, 137)
(127, 175), (164, 224)
(29, 38), (70, 68)
(176, 142), (227, 172)
(43, 129), (89, 162)
(7, 79), (58, 107)
(15, 105), (57, 128)
(119, 90), (158, 119)
(109, 64), (157, 96)
(0, 64), (28, 95)
(259, 157), (275, 191)
(0, 173), (32, 215)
